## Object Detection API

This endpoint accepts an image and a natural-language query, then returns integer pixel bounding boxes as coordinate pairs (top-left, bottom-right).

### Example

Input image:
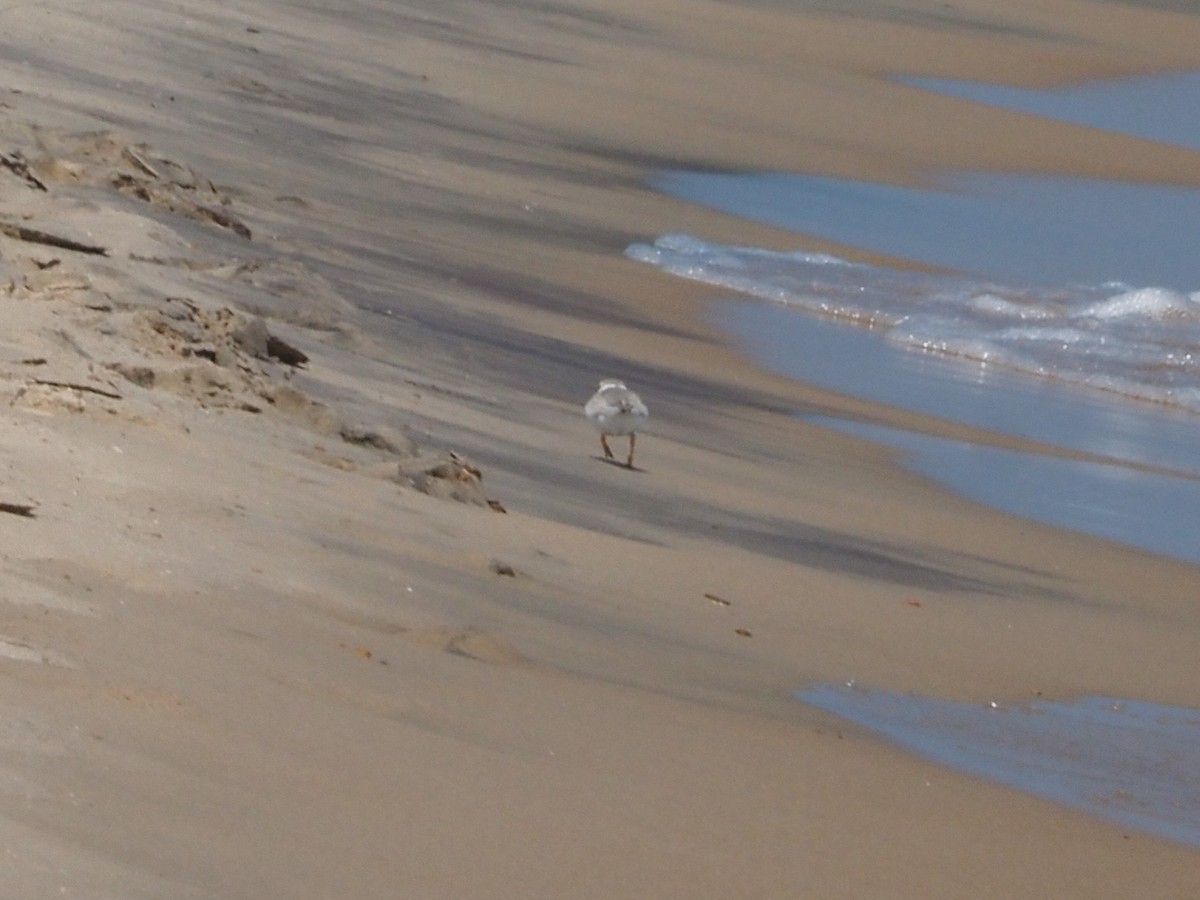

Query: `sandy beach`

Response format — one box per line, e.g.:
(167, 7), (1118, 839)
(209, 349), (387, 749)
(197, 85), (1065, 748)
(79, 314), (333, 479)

(2, 1), (1200, 896)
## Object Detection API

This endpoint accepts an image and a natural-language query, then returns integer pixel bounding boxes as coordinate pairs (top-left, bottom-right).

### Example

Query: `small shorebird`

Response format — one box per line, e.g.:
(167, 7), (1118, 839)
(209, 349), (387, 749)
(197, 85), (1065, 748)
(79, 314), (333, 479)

(584, 378), (648, 468)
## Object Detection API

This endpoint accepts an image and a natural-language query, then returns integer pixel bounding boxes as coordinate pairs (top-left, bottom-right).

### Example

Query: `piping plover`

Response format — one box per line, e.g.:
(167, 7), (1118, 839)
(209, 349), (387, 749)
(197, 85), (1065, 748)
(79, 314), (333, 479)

(584, 378), (648, 468)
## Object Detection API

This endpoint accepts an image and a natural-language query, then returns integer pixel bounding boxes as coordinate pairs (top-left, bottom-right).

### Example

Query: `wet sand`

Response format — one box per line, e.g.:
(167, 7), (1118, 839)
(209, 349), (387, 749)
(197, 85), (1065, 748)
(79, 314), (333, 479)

(1, 1), (1200, 897)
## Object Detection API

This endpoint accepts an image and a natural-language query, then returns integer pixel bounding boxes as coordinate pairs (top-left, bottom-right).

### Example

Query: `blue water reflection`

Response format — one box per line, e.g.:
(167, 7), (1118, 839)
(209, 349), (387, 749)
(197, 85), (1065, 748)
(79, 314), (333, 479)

(713, 300), (1200, 565)
(904, 71), (1200, 152)
(808, 416), (1200, 565)
(663, 72), (1200, 563)
(798, 683), (1200, 849)
(656, 170), (1200, 290)
(713, 300), (1200, 480)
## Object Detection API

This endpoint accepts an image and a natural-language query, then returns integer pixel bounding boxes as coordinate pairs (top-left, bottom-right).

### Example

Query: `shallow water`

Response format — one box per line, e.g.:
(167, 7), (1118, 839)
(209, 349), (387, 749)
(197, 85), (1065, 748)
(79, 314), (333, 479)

(710, 301), (1200, 563)
(630, 72), (1200, 565)
(629, 231), (1200, 562)
(809, 416), (1200, 565)
(631, 231), (1200, 415)
(710, 299), (1200, 479)
(650, 172), (1200, 291)
(635, 73), (1200, 414)
(904, 71), (1200, 151)
(798, 683), (1200, 849)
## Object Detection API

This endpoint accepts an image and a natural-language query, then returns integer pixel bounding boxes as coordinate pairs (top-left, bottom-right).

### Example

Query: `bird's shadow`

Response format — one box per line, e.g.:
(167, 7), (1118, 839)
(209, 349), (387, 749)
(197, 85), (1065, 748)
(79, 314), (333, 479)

(593, 455), (646, 473)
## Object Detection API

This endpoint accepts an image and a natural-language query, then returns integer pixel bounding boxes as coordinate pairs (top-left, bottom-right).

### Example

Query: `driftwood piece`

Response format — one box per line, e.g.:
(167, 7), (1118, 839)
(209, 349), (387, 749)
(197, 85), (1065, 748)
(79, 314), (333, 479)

(193, 204), (252, 240)
(32, 378), (123, 399)
(0, 151), (47, 191)
(0, 502), (36, 518)
(0, 222), (108, 256)
(111, 173), (252, 240)
(122, 146), (162, 180)
(265, 334), (308, 367)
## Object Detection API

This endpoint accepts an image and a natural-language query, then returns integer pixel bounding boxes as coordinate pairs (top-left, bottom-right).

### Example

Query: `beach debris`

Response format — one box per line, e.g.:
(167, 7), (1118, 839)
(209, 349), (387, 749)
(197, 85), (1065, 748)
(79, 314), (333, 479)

(12, 381), (86, 414)
(486, 499), (507, 513)
(735, 628), (752, 638)
(489, 560), (517, 577)
(441, 630), (526, 665)
(51, 327), (93, 360)
(0, 128), (480, 511)
(111, 172), (252, 239)
(31, 377), (122, 400)
(231, 315), (309, 367)
(337, 423), (415, 456)
(25, 131), (250, 239)
(264, 333), (307, 366)
(0, 150), (47, 191)
(705, 592), (732, 606)
(23, 268), (91, 295)
(905, 597), (922, 608)
(338, 642), (388, 664)
(122, 302), (315, 383)
(0, 222), (108, 256)
(121, 145), (162, 180)
(398, 451), (499, 508)
(0, 502), (36, 518)
(191, 201), (252, 239)
(98, 300), (340, 421)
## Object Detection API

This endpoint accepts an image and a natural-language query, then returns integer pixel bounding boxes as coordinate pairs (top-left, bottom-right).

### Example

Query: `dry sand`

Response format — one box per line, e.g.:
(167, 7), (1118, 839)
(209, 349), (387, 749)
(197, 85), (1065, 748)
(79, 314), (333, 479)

(1, 0), (1199, 897)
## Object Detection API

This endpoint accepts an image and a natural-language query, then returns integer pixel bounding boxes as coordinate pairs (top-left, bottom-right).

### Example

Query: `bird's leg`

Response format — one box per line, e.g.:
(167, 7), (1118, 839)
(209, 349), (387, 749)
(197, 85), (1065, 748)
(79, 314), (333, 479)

(626, 433), (636, 468)
(600, 434), (614, 459)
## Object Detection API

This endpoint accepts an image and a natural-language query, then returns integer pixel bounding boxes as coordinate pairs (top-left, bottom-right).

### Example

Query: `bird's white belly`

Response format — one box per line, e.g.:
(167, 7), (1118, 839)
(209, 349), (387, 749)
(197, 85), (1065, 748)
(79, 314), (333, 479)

(591, 409), (642, 435)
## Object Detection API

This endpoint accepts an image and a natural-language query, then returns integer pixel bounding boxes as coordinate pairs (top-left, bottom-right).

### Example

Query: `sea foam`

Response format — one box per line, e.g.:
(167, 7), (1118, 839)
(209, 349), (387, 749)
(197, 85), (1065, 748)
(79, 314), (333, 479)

(627, 233), (1200, 414)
